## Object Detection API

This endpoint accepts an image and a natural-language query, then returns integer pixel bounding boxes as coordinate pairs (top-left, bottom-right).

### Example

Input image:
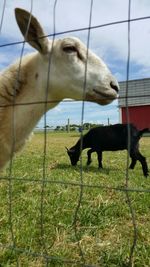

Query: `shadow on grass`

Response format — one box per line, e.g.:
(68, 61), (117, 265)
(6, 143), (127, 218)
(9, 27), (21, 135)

(55, 163), (121, 175)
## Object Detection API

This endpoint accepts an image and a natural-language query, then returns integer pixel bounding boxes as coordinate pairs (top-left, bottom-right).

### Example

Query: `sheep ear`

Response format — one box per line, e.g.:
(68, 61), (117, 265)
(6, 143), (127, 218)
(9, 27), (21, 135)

(15, 8), (49, 54)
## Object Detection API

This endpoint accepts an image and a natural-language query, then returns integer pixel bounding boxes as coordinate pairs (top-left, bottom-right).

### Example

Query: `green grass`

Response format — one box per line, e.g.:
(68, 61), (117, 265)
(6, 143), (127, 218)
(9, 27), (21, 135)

(0, 132), (150, 267)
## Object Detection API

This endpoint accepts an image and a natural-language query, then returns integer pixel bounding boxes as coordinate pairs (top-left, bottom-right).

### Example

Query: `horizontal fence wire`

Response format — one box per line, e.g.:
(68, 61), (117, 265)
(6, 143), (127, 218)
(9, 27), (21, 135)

(1, 15), (150, 48)
(0, 0), (150, 266)
(0, 243), (98, 267)
(0, 175), (150, 193)
(0, 95), (150, 108)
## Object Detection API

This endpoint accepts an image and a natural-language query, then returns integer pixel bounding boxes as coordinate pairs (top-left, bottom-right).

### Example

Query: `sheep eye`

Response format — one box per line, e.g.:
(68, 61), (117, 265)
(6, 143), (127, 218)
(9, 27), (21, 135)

(63, 45), (77, 54)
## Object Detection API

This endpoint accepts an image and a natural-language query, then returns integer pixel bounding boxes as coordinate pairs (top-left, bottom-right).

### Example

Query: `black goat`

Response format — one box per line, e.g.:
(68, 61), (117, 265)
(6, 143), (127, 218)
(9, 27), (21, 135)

(66, 124), (149, 177)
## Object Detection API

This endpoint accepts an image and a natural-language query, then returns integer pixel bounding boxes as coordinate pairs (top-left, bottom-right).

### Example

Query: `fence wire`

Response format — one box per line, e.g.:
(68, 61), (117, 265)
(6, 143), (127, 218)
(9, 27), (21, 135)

(40, 0), (56, 259)
(0, 0), (150, 267)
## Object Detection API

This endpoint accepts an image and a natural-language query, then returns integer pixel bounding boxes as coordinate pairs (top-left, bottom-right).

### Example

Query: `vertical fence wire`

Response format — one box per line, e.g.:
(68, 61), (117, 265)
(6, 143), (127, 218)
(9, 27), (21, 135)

(0, 0), (6, 34)
(40, 1), (58, 263)
(71, 0), (94, 264)
(6, 1), (33, 266)
(125, 0), (138, 265)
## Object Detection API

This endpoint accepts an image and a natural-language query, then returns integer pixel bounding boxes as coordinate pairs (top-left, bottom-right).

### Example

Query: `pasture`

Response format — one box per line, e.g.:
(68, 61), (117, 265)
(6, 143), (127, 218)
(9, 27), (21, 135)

(0, 132), (150, 267)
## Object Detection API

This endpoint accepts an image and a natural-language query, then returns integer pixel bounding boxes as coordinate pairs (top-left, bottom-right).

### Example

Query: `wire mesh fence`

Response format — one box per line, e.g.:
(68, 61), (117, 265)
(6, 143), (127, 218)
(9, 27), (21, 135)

(0, 0), (150, 266)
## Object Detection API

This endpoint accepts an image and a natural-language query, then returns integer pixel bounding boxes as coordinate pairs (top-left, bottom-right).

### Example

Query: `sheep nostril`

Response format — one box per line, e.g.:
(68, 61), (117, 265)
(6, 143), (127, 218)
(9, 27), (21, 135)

(110, 81), (119, 93)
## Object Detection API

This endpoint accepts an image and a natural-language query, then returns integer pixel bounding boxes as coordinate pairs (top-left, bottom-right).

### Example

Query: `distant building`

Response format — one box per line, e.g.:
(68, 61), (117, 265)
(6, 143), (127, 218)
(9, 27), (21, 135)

(118, 78), (150, 129)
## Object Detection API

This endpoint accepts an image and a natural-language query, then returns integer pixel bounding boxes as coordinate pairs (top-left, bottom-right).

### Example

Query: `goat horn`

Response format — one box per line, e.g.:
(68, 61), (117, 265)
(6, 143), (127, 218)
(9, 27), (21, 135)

(65, 146), (69, 151)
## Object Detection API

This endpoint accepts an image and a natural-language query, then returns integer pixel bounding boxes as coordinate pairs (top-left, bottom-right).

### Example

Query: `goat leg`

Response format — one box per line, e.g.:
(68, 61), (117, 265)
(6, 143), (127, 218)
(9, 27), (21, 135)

(87, 149), (93, 166)
(97, 151), (103, 169)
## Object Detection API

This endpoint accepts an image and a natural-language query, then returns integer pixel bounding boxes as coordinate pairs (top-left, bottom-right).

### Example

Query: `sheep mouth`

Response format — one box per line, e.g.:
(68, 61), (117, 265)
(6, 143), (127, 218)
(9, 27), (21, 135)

(85, 88), (118, 105)
(93, 88), (117, 99)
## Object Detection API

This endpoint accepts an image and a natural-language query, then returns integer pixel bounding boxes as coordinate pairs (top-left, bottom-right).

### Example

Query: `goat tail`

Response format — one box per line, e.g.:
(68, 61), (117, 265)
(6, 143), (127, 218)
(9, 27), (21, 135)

(138, 128), (150, 138)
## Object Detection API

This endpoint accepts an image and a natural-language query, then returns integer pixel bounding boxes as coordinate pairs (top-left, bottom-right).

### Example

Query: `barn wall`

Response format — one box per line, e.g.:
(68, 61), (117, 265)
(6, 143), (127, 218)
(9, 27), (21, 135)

(119, 78), (150, 107)
(121, 105), (150, 129)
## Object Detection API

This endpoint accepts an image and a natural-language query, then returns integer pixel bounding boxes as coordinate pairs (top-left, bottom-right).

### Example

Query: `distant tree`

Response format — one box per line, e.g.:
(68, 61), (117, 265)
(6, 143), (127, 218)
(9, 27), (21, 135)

(83, 123), (91, 130)
(55, 126), (61, 131)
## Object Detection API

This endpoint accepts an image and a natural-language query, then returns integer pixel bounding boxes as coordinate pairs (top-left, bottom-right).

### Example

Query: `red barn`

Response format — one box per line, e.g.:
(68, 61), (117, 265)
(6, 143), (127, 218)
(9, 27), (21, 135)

(118, 78), (150, 130)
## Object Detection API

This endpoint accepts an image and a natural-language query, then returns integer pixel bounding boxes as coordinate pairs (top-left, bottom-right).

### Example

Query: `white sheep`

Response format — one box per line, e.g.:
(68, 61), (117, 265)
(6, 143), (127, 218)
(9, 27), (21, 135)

(0, 8), (119, 170)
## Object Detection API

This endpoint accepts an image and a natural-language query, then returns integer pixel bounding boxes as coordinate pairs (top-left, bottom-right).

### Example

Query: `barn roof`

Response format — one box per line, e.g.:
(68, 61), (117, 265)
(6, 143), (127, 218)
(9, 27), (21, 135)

(118, 78), (150, 107)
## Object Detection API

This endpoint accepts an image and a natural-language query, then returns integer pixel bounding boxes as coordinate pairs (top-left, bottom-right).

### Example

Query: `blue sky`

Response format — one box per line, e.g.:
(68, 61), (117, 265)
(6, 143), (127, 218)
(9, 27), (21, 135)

(0, 0), (150, 128)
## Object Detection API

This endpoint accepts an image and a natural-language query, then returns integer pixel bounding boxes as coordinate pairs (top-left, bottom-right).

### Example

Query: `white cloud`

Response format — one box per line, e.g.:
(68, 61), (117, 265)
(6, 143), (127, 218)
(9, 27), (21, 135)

(1, 0), (150, 70)
(0, 0), (150, 126)
(37, 100), (119, 128)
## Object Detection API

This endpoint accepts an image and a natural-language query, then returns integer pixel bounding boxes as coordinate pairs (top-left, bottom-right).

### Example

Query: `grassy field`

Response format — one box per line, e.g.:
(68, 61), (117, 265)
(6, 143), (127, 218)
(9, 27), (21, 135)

(0, 132), (150, 267)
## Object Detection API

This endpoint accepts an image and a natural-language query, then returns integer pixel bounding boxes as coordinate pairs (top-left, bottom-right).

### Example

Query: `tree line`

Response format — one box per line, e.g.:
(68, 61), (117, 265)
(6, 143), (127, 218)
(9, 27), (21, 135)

(54, 122), (104, 132)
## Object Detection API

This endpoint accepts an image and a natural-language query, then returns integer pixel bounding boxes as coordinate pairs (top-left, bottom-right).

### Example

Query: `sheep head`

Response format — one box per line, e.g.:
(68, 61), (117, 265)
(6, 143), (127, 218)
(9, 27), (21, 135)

(15, 8), (119, 106)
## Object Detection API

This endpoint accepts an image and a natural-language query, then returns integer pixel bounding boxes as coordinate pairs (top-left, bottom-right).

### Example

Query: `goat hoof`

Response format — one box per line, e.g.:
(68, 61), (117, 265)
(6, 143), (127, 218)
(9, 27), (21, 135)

(129, 166), (134, 170)
(144, 172), (149, 178)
